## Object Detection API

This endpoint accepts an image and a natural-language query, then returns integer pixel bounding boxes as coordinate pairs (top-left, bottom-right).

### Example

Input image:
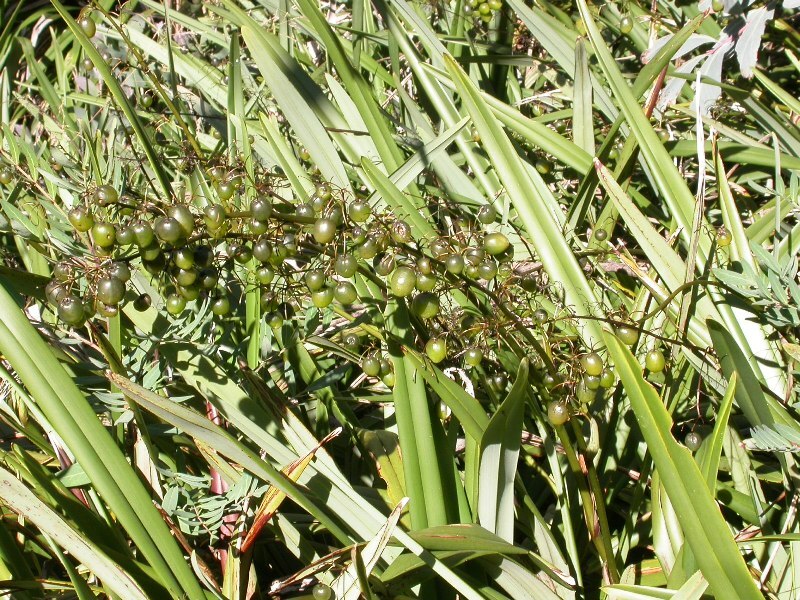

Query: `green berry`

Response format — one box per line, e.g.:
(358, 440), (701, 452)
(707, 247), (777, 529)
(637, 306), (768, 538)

(305, 269), (327, 292)
(342, 333), (361, 353)
(316, 183), (332, 201)
(374, 254), (395, 277)
(411, 292), (439, 319)
(211, 295), (231, 316)
(79, 13), (96, 38)
(216, 180), (236, 201)
(334, 281), (358, 305)
(247, 219), (267, 235)
(296, 203), (314, 219)
(312, 287), (334, 309)
(166, 293), (187, 315)
(154, 217), (184, 245)
(173, 248), (195, 270)
(116, 226), (135, 246)
(348, 200), (371, 223)
(58, 296), (86, 325)
(93, 184), (118, 206)
(477, 260), (498, 280)
(444, 254), (465, 275)
(390, 220), (412, 244)
(311, 583), (332, 600)
(716, 227), (732, 247)
(382, 371), (396, 387)
(175, 268), (198, 287)
(133, 293), (151, 311)
(178, 284), (200, 300)
(96, 301), (118, 318)
(0, 166), (13, 185)
(91, 222), (116, 248)
(599, 368), (615, 388)
(684, 432), (703, 451)
(361, 355), (381, 377)
(265, 311), (284, 329)
(415, 272), (436, 292)
(132, 221), (155, 247)
(335, 255), (358, 278)
(390, 266), (417, 297)
(425, 337), (447, 363)
(547, 401), (569, 426)
(256, 266), (275, 284)
(465, 247), (485, 266)
(250, 198), (273, 221)
(53, 261), (71, 282)
(313, 218), (337, 244)
(68, 206), (94, 232)
(645, 349), (666, 373)
(576, 380), (595, 405)
(203, 204), (227, 231)
(583, 374), (601, 391)
(96, 276), (126, 306)
(580, 352), (603, 376)
(46, 281), (68, 306)
(416, 257), (433, 275)
(620, 16), (633, 34)
(477, 205), (497, 224)
(615, 325), (638, 346)
(483, 232), (510, 256)
(464, 347), (483, 367)
(168, 205), (195, 238)
(253, 238), (273, 263)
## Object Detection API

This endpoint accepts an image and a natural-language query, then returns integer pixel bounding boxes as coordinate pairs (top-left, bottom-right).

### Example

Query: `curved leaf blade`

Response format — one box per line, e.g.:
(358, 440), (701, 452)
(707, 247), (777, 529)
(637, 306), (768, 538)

(604, 331), (762, 599)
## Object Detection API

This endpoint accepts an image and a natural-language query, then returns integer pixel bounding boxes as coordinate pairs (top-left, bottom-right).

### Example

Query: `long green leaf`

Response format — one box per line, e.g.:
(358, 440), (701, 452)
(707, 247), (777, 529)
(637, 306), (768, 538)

(239, 25), (350, 192)
(404, 352), (489, 441)
(697, 374), (736, 491)
(604, 331), (762, 599)
(0, 468), (149, 600)
(478, 359), (528, 542)
(576, 0), (709, 263)
(51, 0), (173, 201)
(0, 283), (204, 599)
(443, 54), (604, 348)
(572, 40), (594, 155)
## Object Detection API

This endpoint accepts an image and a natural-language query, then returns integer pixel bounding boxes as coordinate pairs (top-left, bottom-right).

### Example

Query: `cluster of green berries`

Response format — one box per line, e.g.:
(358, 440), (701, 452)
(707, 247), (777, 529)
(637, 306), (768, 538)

(464, 0), (503, 24)
(38, 160), (529, 388)
(545, 325), (668, 427)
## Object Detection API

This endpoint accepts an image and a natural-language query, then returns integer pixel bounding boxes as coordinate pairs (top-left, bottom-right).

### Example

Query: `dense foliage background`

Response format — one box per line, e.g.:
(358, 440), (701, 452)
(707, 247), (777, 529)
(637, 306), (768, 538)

(0, 0), (799, 597)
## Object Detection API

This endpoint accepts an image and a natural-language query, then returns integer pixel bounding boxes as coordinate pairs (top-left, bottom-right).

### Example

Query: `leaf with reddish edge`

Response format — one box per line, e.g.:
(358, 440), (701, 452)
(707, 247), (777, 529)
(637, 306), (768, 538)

(240, 428), (342, 554)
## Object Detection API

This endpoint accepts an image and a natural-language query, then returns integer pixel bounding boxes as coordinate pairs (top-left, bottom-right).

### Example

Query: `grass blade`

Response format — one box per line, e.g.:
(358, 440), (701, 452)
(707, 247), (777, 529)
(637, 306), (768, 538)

(478, 359), (528, 542)
(697, 375), (736, 491)
(0, 467), (149, 600)
(576, 0), (710, 262)
(50, 0), (173, 202)
(0, 284), (204, 599)
(604, 330), (762, 599)
(443, 54), (604, 348)
(239, 25), (350, 192)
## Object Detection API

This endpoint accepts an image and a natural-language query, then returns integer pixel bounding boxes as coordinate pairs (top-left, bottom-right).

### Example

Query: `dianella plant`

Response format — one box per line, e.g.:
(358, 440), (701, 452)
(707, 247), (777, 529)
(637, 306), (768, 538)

(0, 0), (798, 597)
